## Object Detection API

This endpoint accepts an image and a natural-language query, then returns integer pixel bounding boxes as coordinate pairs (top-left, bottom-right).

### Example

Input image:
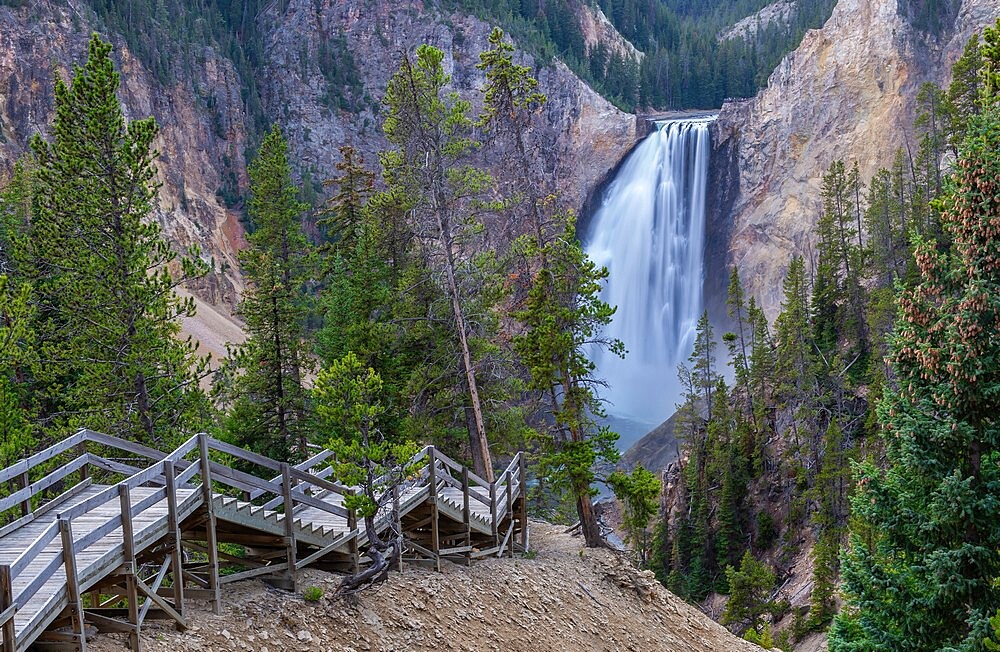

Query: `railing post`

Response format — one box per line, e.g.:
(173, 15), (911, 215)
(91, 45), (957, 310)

(118, 485), (142, 650)
(462, 467), (471, 567)
(16, 471), (30, 518)
(197, 434), (221, 615)
(163, 461), (185, 625)
(428, 449), (440, 572)
(280, 463), (297, 589)
(59, 519), (87, 651)
(0, 565), (15, 652)
(489, 480), (498, 544)
(506, 470), (514, 558)
(346, 488), (360, 574)
(392, 484), (403, 572)
(518, 452), (528, 552)
(77, 441), (89, 484)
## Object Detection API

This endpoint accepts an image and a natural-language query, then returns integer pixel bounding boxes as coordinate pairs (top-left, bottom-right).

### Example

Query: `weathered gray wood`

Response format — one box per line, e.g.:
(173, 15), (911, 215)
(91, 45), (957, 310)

(0, 565), (14, 652)
(134, 574), (185, 631)
(434, 450), (490, 489)
(73, 513), (123, 554)
(0, 455), (89, 515)
(217, 562), (290, 585)
(287, 466), (350, 497)
(82, 611), (135, 634)
(86, 455), (144, 478)
(79, 431), (165, 464)
(11, 521), (60, 578)
(16, 553), (64, 610)
(280, 464), (297, 589)
(206, 438), (281, 472)
(59, 519), (87, 651)
(137, 557), (171, 626)
(518, 453), (528, 551)
(462, 468), (471, 567)
(208, 462), (282, 497)
(197, 434), (221, 616)
(0, 430), (86, 485)
(174, 459), (201, 487)
(129, 487), (167, 520)
(119, 485), (141, 652)
(162, 462), (185, 626)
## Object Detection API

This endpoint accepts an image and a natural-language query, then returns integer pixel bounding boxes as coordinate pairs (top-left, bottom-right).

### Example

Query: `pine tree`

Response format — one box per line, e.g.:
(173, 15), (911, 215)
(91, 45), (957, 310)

(313, 352), (418, 594)
(219, 125), (315, 461)
(830, 102), (1000, 652)
(0, 274), (34, 468)
(513, 209), (623, 547)
(382, 44), (497, 481)
(27, 34), (209, 444)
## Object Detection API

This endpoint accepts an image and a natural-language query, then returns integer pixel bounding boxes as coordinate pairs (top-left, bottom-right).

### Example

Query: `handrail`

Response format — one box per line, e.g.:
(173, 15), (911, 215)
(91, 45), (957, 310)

(0, 428), (529, 652)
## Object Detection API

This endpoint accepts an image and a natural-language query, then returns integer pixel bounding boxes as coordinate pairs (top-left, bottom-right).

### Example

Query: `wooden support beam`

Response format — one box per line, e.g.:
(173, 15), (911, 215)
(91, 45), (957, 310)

(280, 463), (297, 591)
(428, 450), (440, 572)
(197, 434), (221, 615)
(462, 467), (472, 567)
(393, 485), (403, 573)
(16, 471), (30, 518)
(518, 453), (529, 552)
(505, 471), (514, 559)
(0, 565), (15, 652)
(163, 462), (185, 627)
(346, 489), (359, 575)
(58, 519), (87, 651)
(134, 575), (185, 631)
(489, 481), (498, 544)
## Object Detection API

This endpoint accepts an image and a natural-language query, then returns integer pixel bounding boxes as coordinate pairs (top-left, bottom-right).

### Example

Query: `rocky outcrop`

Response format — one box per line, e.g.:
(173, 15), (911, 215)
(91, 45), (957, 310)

(719, 0), (798, 42)
(714, 0), (1000, 318)
(0, 0), (640, 311)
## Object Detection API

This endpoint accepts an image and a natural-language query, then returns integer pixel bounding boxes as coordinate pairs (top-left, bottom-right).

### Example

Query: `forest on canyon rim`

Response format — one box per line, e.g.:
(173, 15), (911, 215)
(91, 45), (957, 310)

(2, 2), (1000, 652)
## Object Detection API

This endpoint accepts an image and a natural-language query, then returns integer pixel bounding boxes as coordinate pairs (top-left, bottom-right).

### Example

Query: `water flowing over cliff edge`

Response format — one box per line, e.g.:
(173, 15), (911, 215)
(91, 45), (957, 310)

(585, 116), (715, 451)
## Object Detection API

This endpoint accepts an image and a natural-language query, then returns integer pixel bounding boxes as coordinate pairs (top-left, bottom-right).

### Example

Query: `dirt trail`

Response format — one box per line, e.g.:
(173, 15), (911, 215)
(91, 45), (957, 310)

(90, 523), (763, 652)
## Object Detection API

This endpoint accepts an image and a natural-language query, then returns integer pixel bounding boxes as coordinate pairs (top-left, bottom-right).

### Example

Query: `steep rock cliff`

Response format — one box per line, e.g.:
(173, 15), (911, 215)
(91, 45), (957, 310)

(714, 0), (1000, 318)
(0, 0), (640, 310)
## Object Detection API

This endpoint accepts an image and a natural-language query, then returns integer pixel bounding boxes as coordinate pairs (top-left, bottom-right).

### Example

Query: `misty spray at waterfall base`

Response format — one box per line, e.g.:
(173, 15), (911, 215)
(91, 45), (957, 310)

(586, 116), (714, 452)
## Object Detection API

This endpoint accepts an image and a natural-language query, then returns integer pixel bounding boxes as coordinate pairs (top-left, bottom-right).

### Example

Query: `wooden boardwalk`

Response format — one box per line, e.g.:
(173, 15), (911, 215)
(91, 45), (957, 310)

(0, 430), (527, 651)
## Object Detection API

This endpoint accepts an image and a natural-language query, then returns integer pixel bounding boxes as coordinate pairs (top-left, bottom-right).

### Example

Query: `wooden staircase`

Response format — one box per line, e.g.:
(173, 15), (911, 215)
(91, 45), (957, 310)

(0, 430), (528, 652)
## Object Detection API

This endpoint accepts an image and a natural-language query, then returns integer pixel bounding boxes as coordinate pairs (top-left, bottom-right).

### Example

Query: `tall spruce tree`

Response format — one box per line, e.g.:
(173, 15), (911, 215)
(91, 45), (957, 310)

(381, 44), (497, 481)
(219, 125), (315, 461)
(829, 103), (1000, 652)
(26, 34), (209, 444)
(513, 208), (623, 548)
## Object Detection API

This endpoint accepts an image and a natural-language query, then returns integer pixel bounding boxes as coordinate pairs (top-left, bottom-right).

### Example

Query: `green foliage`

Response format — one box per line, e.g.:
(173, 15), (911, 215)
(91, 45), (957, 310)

(216, 124), (315, 461)
(608, 466), (661, 564)
(302, 586), (323, 602)
(744, 622), (775, 648)
(23, 34), (210, 445)
(722, 550), (777, 633)
(314, 352), (418, 518)
(830, 104), (1000, 652)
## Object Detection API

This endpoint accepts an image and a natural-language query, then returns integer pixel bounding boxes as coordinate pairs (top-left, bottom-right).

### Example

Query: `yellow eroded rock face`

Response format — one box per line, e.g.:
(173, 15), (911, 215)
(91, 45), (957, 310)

(717, 0), (1000, 319)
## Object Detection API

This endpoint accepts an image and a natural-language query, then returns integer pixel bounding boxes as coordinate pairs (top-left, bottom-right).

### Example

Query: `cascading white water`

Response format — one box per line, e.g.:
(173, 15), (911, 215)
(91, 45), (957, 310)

(586, 116), (715, 444)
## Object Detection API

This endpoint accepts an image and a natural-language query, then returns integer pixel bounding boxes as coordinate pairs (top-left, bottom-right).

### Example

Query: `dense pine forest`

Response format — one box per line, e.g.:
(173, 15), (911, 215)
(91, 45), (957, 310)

(647, 23), (1000, 649)
(70, 0), (840, 116)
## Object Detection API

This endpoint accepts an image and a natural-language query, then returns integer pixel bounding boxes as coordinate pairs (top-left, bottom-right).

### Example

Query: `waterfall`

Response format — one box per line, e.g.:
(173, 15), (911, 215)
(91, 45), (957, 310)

(585, 116), (715, 442)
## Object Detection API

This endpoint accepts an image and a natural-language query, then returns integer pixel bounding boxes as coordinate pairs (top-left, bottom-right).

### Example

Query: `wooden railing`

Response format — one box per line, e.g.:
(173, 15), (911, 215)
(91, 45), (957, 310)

(0, 431), (528, 652)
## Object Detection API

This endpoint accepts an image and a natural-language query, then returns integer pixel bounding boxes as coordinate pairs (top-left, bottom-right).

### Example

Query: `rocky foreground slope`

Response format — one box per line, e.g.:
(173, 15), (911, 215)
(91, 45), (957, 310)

(89, 523), (763, 652)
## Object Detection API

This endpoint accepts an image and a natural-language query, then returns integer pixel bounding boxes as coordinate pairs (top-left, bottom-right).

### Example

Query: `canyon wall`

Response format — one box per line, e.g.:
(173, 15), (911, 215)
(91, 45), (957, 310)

(0, 0), (641, 310)
(713, 0), (1000, 319)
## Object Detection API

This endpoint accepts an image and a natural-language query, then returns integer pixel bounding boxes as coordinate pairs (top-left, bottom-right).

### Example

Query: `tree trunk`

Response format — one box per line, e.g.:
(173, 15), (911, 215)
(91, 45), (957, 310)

(576, 492), (603, 548)
(436, 211), (494, 482)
